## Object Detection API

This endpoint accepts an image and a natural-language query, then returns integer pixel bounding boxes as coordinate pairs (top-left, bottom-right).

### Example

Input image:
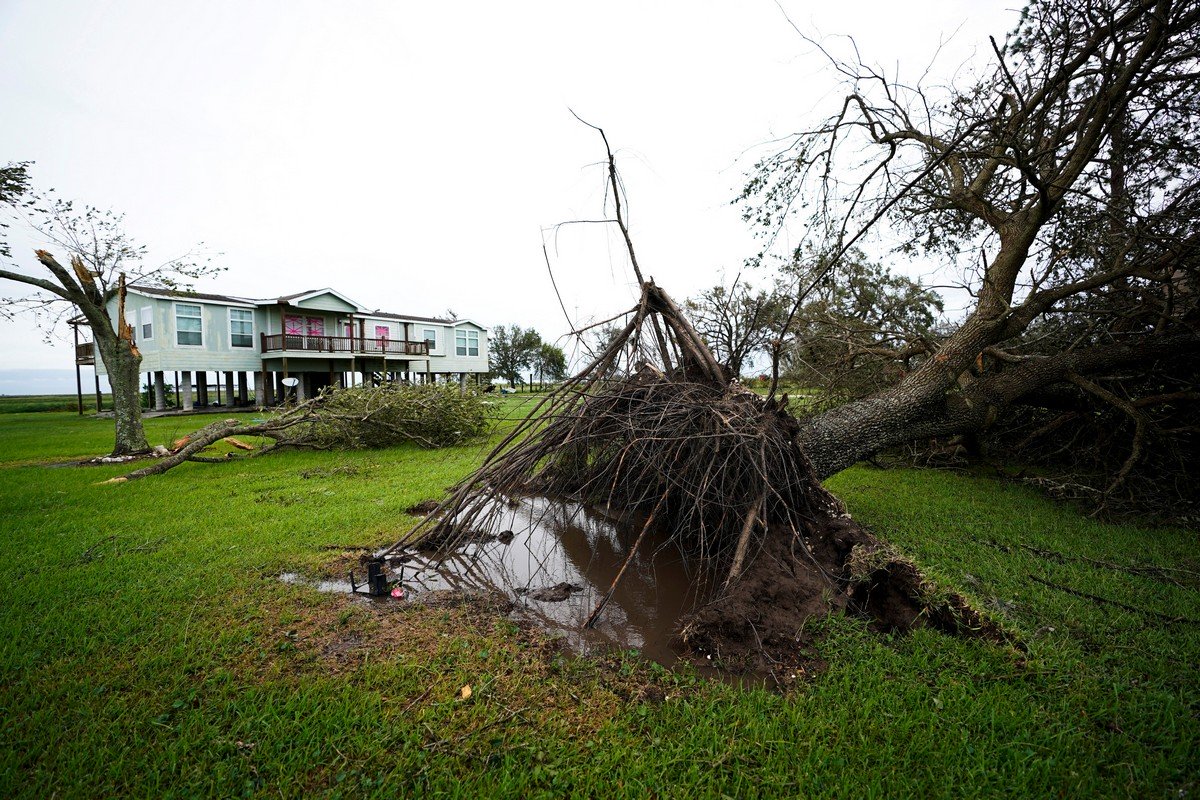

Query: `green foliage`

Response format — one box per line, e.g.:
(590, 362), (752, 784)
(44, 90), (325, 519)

(0, 161), (32, 260)
(782, 250), (943, 406)
(140, 379), (176, 409)
(292, 383), (490, 450)
(0, 394), (107, 414)
(534, 342), (567, 382)
(488, 324), (545, 385)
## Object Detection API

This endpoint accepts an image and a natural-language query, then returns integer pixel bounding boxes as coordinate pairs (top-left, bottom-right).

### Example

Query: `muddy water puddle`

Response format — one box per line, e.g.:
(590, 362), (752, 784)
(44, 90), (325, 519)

(283, 497), (706, 665)
(279, 573), (366, 595)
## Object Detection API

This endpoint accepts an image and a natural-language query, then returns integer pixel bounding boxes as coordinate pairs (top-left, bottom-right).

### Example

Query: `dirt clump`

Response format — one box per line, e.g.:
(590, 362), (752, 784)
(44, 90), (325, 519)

(525, 582), (584, 602)
(679, 516), (1006, 674)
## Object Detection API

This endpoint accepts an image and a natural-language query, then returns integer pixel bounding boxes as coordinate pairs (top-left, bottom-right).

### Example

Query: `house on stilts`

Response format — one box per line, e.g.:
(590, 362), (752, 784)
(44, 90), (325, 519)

(70, 286), (489, 412)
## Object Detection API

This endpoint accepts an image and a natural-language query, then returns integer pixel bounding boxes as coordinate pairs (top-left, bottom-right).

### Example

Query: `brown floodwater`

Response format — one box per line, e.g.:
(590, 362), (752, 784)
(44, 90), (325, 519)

(390, 497), (706, 665)
(282, 496), (706, 665)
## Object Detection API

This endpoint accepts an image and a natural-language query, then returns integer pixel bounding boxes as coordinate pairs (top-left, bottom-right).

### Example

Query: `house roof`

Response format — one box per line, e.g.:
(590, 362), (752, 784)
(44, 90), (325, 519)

(367, 311), (488, 329)
(127, 284), (486, 329)
(368, 310), (454, 324)
(132, 286), (256, 305)
(268, 287), (366, 310)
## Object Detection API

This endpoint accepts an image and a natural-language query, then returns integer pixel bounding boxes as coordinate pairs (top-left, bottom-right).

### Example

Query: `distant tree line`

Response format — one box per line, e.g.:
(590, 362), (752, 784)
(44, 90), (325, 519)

(488, 324), (567, 390)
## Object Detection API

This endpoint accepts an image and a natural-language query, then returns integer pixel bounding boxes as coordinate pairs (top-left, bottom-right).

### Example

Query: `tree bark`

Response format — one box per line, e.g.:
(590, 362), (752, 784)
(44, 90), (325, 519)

(94, 328), (150, 455)
(797, 333), (1200, 480)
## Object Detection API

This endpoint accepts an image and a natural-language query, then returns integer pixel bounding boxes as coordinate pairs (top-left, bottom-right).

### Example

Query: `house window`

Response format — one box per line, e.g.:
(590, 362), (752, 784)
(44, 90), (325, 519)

(176, 304), (203, 346)
(423, 328), (437, 350)
(455, 329), (479, 356)
(139, 307), (153, 341)
(284, 315), (304, 336)
(375, 325), (390, 350)
(306, 317), (325, 337)
(230, 308), (254, 348)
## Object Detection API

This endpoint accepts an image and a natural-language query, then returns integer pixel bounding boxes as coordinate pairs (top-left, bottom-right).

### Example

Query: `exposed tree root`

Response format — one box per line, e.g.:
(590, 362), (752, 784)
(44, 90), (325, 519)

(398, 280), (1002, 673)
(393, 129), (1004, 671)
(679, 519), (1006, 674)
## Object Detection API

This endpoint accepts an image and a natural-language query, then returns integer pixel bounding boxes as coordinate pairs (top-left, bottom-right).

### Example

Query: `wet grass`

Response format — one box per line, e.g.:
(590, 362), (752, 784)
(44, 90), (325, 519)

(0, 405), (1197, 798)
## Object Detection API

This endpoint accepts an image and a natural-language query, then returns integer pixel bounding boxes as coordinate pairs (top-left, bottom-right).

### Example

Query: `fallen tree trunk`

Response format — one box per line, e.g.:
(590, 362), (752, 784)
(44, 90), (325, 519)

(106, 411), (322, 482)
(795, 333), (1200, 481)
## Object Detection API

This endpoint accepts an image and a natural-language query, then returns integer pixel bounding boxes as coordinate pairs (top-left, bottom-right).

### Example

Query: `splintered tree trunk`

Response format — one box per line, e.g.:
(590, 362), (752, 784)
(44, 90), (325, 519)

(95, 335), (150, 456)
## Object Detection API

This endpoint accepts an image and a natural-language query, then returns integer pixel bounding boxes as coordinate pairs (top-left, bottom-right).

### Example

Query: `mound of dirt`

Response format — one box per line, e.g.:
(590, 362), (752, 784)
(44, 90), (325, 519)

(678, 514), (1006, 674)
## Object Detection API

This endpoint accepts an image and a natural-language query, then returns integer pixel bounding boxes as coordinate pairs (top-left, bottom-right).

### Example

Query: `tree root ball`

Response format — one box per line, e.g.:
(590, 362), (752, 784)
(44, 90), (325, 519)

(678, 516), (1007, 674)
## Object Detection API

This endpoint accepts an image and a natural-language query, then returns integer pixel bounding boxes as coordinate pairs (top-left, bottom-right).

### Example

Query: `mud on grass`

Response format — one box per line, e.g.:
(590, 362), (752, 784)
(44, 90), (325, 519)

(680, 516), (1011, 676)
(249, 572), (693, 762)
(289, 513), (1012, 693)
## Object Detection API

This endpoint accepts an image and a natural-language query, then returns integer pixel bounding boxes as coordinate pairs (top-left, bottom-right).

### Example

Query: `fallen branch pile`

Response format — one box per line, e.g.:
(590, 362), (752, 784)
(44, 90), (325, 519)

(112, 383), (488, 482)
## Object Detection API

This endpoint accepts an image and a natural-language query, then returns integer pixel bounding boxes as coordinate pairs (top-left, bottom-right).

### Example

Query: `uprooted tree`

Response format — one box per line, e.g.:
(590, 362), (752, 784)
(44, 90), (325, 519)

(0, 176), (221, 456)
(393, 1), (1198, 667)
(396, 122), (1001, 673)
(741, 0), (1199, 503)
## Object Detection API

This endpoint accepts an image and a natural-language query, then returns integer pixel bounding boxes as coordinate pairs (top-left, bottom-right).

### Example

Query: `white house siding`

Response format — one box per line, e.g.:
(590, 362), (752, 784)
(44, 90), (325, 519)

(90, 289), (490, 381)
(293, 295), (358, 314)
(435, 322), (489, 374)
(132, 302), (159, 356)
(98, 295), (260, 376)
(358, 318), (399, 342)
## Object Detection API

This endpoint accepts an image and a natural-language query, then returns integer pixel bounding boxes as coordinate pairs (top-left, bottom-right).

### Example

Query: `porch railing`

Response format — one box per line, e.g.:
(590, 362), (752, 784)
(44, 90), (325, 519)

(260, 333), (429, 356)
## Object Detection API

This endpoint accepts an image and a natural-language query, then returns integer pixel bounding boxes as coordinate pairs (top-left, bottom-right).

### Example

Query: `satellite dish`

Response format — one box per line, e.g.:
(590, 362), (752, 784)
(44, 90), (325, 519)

(281, 377), (299, 388)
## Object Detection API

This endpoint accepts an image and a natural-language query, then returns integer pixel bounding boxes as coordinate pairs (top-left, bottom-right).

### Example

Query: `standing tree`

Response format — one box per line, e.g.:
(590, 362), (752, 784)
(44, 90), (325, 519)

(487, 324), (543, 386)
(740, 0), (1200, 486)
(684, 278), (787, 377)
(779, 251), (943, 409)
(532, 341), (568, 387)
(1, 184), (220, 456)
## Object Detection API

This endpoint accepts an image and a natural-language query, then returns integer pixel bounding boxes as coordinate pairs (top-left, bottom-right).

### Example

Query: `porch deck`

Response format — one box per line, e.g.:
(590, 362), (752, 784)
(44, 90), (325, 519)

(259, 334), (429, 356)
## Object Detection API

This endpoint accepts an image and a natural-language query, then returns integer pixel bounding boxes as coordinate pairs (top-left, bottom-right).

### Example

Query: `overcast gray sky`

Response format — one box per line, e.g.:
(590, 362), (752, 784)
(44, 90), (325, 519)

(0, 0), (1018, 389)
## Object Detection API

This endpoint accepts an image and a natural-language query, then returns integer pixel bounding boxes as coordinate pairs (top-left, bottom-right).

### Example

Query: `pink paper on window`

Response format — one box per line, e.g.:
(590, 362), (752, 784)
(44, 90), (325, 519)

(306, 317), (324, 336)
(375, 325), (390, 341)
(284, 315), (304, 335)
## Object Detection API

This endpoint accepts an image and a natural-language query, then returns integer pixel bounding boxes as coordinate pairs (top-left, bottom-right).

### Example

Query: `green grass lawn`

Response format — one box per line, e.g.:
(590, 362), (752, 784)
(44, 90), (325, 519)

(0, 404), (1197, 798)
(0, 394), (112, 415)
